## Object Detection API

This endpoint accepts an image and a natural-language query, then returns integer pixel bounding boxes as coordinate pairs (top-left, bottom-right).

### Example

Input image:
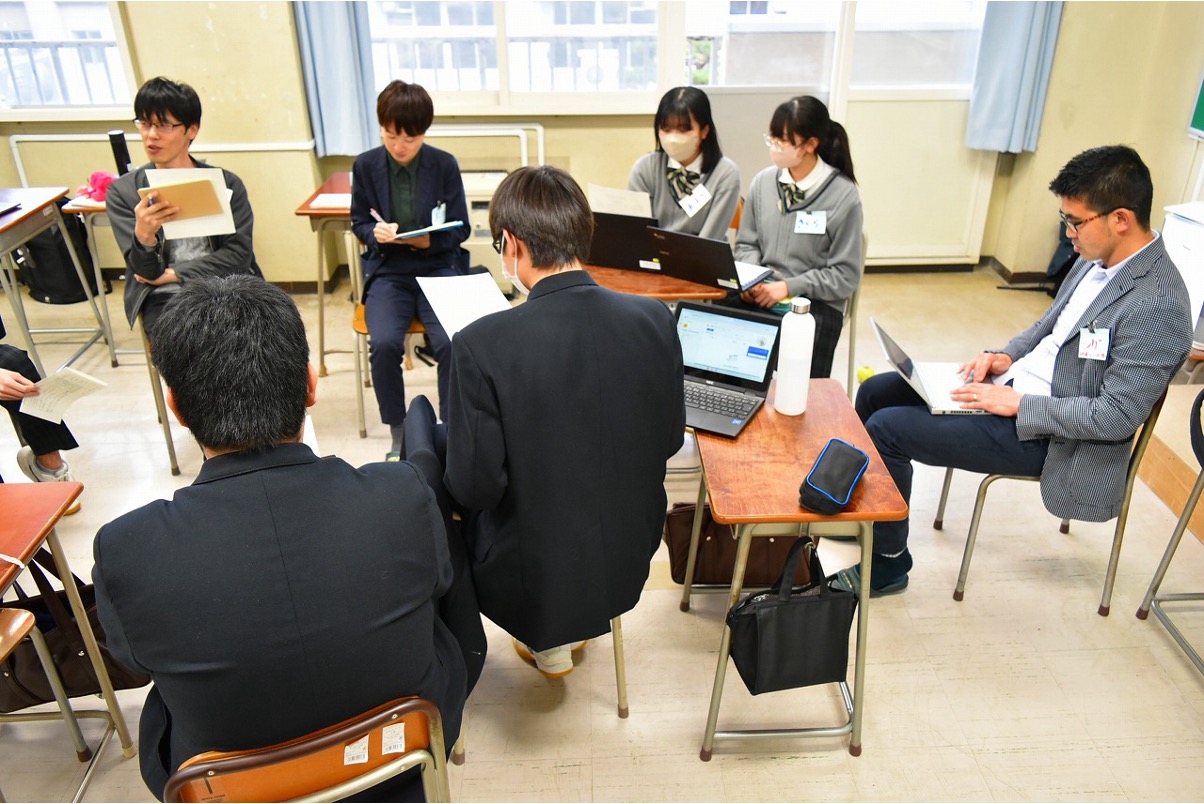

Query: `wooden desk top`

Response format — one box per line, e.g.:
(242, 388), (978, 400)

(585, 265), (726, 301)
(295, 172), (352, 218)
(0, 187), (68, 234)
(697, 379), (907, 526)
(0, 482), (84, 591)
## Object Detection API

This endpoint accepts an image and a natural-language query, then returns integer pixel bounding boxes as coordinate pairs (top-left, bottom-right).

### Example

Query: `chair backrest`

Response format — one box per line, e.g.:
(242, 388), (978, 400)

(730, 196), (744, 231)
(0, 608), (36, 664)
(162, 697), (448, 803)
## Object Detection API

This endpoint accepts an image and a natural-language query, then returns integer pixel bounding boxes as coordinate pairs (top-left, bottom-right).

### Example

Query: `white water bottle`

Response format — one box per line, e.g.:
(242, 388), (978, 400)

(774, 297), (815, 416)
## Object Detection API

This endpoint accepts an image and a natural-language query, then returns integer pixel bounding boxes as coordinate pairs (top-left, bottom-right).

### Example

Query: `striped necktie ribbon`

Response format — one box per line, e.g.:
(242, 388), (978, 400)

(666, 167), (701, 200)
(782, 183), (806, 210)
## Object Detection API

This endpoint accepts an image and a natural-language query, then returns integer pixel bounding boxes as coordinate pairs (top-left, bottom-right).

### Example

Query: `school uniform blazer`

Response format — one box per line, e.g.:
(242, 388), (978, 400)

(107, 159), (261, 328)
(444, 271), (686, 650)
(1003, 235), (1192, 521)
(350, 144), (470, 294)
(93, 443), (467, 799)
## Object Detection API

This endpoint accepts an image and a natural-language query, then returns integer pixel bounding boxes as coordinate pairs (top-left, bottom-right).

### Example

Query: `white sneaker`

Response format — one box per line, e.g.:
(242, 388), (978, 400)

(17, 446), (81, 515)
(513, 639), (587, 678)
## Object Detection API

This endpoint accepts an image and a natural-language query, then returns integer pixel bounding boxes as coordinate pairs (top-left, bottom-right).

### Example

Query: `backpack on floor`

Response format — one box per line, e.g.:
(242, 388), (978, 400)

(11, 200), (109, 304)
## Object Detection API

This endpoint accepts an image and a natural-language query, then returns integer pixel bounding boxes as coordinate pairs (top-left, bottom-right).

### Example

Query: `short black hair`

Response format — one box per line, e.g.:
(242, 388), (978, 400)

(376, 80), (434, 136)
(653, 86), (723, 174)
(1048, 145), (1153, 229)
(489, 166), (593, 269)
(151, 276), (309, 452)
(134, 76), (202, 129)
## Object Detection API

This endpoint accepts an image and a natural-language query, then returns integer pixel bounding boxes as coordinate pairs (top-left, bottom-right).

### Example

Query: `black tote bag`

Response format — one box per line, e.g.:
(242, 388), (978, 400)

(726, 538), (857, 695)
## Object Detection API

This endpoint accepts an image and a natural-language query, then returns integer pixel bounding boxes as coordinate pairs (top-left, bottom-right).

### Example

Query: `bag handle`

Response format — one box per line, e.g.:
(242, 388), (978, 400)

(24, 552), (92, 659)
(769, 537), (825, 602)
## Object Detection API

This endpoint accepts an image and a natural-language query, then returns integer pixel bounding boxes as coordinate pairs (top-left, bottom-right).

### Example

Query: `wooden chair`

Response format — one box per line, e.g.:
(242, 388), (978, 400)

(163, 696), (450, 803)
(1137, 386), (1204, 675)
(352, 304), (426, 439)
(140, 321), (180, 475)
(932, 392), (1165, 615)
(0, 608), (116, 803)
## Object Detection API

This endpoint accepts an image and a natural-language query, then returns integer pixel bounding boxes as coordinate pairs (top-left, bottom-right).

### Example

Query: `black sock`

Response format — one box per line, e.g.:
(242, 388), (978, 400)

(870, 550), (912, 588)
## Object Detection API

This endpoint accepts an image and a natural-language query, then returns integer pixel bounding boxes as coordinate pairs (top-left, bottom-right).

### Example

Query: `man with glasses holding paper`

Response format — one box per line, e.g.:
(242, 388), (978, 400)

(108, 76), (261, 338)
(846, 145), (1193, 597)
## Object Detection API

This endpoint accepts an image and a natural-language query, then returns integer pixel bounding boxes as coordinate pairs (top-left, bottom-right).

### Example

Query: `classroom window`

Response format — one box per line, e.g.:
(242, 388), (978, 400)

(0, 0), (129, 108)
(369, 0), (499, 92)
(851, 1), (986, 87)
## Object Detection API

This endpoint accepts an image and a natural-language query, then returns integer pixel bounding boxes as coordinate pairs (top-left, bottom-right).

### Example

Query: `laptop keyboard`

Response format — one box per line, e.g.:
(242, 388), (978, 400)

(685, 383), (760, 419)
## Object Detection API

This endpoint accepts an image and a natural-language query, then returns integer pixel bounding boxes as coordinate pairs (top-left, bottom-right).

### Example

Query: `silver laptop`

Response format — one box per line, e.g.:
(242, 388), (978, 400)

(675, 301), (782, 438)
(870, 318), (988, 416)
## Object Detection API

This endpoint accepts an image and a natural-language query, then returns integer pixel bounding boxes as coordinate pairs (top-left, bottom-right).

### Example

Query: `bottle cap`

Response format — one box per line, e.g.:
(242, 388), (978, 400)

(790, 297), (811, 315)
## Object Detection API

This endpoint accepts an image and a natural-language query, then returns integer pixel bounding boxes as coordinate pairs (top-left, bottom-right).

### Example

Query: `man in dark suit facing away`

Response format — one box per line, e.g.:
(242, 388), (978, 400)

(444, 166), (686, 677)
(93, 276), (466, 801)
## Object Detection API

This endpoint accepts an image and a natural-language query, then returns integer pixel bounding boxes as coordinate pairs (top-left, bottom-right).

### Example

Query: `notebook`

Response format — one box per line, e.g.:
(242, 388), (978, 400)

(675, 301), (782, 438)
(870, 318), (988, 416)
(649, 227), (774, 292)
(588, 211), (659, 272)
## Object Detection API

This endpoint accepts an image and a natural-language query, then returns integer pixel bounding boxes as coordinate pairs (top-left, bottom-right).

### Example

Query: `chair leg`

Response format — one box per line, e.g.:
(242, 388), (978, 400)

(1139, 469), (1204, 619)
(1059, 519), (1070, 534)
(611, 615), (628, 719)
(142, 326), (180, 476)
(451, 734), (465, 766)
(353, 330), (367, 438)
(954, 474), (1004, 601)
(28, 627), (91, 761)
(933, 467), (954, 530)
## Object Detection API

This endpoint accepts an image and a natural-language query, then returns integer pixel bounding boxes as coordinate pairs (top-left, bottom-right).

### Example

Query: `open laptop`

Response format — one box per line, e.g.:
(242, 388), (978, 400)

(870, 318), (988, 416)
(675, 301), (782, 437)
(650, 227), (773, 292)
(587, 211), (659, 272)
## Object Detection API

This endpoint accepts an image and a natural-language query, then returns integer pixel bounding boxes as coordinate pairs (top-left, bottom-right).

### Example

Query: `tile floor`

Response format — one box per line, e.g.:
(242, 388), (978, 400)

(2, 266), (1203, 802)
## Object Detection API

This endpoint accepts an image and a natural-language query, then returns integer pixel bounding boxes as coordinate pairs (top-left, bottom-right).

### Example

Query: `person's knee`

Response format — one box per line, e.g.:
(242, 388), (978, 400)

(369, 331), (406, 360)
(854, 372), (892, 420)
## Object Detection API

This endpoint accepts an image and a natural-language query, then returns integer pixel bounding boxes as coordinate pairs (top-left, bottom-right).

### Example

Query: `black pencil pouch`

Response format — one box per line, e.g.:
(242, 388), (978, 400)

(798, 438), (870, 515)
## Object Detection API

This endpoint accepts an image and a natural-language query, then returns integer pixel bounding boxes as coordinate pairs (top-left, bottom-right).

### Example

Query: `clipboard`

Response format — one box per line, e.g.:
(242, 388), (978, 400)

(138, 179), (223, 221)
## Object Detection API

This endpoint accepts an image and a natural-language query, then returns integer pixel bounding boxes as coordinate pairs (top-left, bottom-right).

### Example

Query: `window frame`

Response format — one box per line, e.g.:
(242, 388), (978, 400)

(0, 1), (136, 123)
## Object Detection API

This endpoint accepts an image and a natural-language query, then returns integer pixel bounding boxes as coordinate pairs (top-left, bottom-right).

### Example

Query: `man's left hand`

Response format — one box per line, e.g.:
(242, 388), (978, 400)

(135, 267), (179, 286)
(949, 382), (1021, 417)
(742, 280), (789, 308)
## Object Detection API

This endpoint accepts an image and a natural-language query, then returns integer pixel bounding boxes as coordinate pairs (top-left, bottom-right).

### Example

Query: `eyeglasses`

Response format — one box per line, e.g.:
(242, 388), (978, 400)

(763, 134), (790, 153)
(1059, 209), (1113, 234)
(133, 118), (186, 133)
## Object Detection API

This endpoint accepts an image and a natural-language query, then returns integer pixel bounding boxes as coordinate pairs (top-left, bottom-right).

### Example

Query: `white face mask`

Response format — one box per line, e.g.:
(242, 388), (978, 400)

(770, 145), (804, 171)
(500, 232), (530, 296)
(659, 131), (701, 165)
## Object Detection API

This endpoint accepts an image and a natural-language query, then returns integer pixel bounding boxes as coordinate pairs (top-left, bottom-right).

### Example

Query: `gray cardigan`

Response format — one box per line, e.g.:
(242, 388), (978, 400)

(734, 164), (862, 313)
(627, 151), (741, 241)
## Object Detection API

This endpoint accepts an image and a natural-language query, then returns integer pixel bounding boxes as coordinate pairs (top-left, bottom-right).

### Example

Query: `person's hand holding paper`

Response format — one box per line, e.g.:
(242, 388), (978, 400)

(143, 168), (236, 241)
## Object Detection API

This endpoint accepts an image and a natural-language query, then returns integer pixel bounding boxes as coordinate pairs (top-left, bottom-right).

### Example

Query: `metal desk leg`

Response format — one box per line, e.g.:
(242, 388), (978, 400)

(680, 465), (710, 612)
(52, 206), (112, 368)
(316, 229), (328, 377)
(850, 520), (872, 756)
(699, 522), (754, 761)
(78, 212), (118, 367)
(0, 251), (44, 375)
(45, 529), (136, 758)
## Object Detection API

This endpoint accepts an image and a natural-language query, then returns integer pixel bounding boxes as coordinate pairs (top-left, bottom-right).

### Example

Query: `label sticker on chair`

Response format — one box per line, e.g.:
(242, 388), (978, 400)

(344, 736), (369, 765)
(382, 723), (407, 754)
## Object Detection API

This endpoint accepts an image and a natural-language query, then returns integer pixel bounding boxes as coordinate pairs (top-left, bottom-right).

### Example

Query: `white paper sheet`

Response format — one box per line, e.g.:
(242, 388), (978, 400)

(588, 184), (652, 218)
(735, 260), (773, 289)
(308, 193), (351, 209)
(21, 367), (107, 423)
(415, 273), (511, 339)
(147, 168), (236, 240)
(395, 220), (464, 240)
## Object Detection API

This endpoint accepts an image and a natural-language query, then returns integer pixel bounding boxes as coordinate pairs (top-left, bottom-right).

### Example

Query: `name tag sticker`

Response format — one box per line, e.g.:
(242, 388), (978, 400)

(343, 736), (369, 765)
(1078, 327), (1109, 360)
(638, 259), (660, 271)
(794, 210), (826, 235)
(717, 278), (738, 290)
(382, 723), (407, 755)
(678, 183), (712, 218)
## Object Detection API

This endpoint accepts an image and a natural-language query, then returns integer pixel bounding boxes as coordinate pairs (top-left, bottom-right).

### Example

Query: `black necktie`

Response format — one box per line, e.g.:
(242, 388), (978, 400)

(667, 167), (701, 200)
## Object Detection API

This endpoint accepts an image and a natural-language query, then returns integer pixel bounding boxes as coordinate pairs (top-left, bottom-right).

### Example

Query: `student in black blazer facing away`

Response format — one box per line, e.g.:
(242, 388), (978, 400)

(444, 166), (686, 677)
(93, 277), (466, 802)
(351, 80), (470, 457)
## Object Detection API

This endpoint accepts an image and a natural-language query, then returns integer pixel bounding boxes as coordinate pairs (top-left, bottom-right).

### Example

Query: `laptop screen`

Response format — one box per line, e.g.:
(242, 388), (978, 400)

(870, 319), (917, 380)
(675, 302), (781, 390)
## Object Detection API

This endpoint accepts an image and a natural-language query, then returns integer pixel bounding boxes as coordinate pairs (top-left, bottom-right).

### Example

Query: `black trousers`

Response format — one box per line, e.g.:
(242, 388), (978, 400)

(0, 344), (79, 463)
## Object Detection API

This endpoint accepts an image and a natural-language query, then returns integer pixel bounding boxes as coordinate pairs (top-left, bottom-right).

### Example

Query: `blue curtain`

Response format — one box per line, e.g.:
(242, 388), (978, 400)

(293, 1), (375, 157)
(965, 1), (1063, 153)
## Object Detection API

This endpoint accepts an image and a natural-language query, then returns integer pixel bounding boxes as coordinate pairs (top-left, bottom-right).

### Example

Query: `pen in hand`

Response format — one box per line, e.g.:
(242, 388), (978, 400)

(369, 208), (387, 225)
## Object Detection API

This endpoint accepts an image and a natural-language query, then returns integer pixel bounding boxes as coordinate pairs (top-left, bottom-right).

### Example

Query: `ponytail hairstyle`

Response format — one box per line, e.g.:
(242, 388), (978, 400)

(768, 95), (856, 184)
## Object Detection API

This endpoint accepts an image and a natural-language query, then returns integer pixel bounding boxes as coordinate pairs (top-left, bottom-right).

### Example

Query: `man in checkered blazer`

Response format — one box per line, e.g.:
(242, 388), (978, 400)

(845, 145), (1193, 596)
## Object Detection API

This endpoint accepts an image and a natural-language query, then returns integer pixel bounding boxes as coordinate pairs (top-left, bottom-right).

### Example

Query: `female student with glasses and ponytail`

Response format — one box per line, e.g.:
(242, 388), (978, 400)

(735, 95), (863, 379)
(627, 86), (741, 242)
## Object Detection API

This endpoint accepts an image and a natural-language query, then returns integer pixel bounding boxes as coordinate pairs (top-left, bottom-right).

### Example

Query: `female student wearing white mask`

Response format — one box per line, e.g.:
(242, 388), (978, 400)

(735, 95), (862, 378)
(628, 87), (741, 242)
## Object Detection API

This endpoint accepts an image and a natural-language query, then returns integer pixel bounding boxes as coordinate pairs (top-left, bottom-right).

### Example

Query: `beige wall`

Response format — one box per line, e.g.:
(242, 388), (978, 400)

(984, 1), (1204, 274)
(3, 1), (1202, 281)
